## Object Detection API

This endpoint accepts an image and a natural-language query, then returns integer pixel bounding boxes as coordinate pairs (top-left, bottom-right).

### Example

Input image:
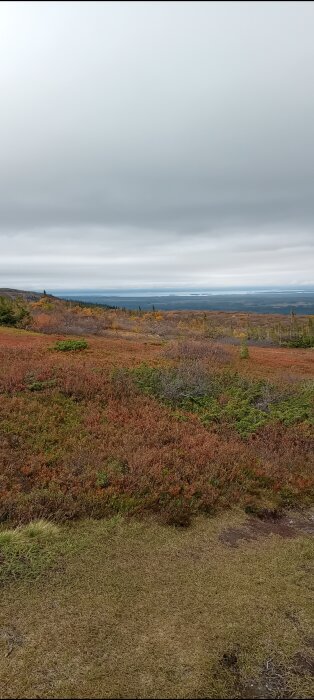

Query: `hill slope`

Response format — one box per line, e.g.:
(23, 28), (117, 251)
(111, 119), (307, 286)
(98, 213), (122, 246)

(0, 288), (57, 302)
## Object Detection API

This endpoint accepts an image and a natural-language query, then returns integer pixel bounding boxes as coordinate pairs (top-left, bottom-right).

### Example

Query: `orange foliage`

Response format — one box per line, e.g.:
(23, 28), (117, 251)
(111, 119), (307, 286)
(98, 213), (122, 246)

(0, 326), (313, 524)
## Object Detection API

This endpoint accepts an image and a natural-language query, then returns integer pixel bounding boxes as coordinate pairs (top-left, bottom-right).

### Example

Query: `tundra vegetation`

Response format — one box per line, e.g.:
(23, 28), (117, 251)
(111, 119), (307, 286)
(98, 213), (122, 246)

(0, 294), (313, 699)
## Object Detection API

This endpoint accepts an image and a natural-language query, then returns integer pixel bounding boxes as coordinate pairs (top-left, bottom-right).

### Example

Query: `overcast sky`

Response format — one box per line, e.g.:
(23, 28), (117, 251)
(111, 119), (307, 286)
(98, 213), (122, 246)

(1, 1), (314, 290)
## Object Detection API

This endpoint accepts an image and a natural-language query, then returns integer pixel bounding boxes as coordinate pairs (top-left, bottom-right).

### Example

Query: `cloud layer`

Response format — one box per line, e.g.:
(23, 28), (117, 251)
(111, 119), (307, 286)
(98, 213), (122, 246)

(1, 1), (313, 289)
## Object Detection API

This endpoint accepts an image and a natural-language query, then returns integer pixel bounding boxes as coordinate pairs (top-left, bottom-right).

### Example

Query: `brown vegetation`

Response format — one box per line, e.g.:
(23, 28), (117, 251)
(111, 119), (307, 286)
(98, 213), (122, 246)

(0, 320), (312, 525)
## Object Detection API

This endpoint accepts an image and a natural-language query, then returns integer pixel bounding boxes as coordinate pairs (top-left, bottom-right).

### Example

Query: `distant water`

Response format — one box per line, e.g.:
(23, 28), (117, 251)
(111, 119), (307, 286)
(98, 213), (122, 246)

(55, 289), (314, 314)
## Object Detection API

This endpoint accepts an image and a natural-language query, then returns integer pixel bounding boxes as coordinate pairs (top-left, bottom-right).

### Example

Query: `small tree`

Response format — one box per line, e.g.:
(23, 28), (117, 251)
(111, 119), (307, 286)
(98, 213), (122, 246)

(0, 297), (16, 326)
(0, 297), (29, 327)
(240, 341), (249, 359)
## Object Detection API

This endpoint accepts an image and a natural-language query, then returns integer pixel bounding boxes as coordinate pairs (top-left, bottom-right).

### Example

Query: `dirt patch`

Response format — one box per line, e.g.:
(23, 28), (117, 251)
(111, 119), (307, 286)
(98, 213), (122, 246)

(0, 625), (24, 657)
(241, 653), (314, 698)
(219, 510), (314, 548)
(293, 652), (314, 677)
(221, 651), (239, 669)
(240, 659), (291, 699)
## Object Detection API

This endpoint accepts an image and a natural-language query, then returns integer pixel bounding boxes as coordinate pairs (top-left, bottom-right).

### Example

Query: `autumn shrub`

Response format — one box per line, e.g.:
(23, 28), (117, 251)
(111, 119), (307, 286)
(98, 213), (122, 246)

(31, 312), (60, 333)
(31, 305), (107, 335)
(162, 339), (231, 365)
(105, 456), (129, 474)
(0, 324), (313, 526)
(0, 346), (56, 394)
(161, 499), (192, 527)
(0, 489), (82, 524)
(57, 364), (106, 401)
(160, 362), (215, 401)
(110, 367), (137, 399)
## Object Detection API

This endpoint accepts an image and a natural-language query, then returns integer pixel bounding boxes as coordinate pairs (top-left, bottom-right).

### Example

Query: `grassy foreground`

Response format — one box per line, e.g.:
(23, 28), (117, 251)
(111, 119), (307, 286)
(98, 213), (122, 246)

(0, 512), (313, 699)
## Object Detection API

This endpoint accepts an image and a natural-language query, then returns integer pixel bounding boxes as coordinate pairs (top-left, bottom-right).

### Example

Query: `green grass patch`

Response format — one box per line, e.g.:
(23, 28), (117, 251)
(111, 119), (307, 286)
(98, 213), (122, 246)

(0, 520), (62, 586)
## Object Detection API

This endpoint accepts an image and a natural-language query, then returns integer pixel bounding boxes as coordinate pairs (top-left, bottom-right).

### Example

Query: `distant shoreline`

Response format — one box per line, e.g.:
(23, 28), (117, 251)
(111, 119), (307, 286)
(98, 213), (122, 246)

(55, 290), (314, 314)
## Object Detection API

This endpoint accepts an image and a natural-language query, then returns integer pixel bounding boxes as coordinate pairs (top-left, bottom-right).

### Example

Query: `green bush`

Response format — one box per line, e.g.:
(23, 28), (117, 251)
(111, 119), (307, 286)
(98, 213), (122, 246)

(105, 457), (129, 474)
(53, 339), (88, 352)
(96, 471), (110, 488)
(284, 336), (314, 348)
(133, 364), (313, 437)
(0, 296), (30, 327)
(132, 362), (216, 402)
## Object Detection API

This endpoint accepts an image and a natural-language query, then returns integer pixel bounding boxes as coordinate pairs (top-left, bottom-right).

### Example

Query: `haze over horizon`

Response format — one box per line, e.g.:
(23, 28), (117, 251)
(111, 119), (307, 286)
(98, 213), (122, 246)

(1, 1), (314, 290)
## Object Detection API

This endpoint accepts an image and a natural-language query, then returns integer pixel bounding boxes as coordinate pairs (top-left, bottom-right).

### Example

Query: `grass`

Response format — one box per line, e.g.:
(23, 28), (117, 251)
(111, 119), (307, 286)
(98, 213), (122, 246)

(0, 520), (62, 586)
(0, 513), (313, 698)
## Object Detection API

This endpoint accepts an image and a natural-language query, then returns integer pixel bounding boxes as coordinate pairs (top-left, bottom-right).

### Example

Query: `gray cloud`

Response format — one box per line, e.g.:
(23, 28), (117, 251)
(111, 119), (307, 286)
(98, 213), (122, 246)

(0, 1), (313, 288)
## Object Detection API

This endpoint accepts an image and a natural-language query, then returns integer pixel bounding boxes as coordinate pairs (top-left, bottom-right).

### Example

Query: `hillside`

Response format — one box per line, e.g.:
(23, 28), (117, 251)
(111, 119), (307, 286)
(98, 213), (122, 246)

(0, 308), (313, 699)
(0, 288), (52, 302)
(0, 320), (313, 523)
(0, 289), (313, 347)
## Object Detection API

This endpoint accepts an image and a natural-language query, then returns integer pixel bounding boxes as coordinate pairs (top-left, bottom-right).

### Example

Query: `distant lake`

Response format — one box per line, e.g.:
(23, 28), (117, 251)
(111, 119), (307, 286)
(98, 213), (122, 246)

(56, 290), (314, 314)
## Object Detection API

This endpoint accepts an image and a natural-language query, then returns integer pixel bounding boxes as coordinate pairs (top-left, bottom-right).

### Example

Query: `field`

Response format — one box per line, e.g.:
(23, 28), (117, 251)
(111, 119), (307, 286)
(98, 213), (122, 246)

(0, 300), (313, 698)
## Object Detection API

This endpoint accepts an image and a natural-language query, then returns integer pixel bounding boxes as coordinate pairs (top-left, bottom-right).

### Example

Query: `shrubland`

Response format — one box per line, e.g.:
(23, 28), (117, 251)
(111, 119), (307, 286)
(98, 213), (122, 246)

(1, 292), (313, 347)
(0, 323), (312, 526)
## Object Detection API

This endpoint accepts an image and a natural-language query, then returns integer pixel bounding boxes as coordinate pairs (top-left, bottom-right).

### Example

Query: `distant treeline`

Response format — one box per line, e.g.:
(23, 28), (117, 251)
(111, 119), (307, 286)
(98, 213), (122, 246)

(63, 298), (118, 311)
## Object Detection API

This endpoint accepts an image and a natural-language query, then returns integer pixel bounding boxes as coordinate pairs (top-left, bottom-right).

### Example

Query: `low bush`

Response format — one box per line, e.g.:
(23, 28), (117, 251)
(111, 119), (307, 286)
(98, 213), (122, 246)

(133, 361), (216, 402)
(57, 364), (106, 401)
(161, 499), (192, 527)
(162, 340), (231, 364)
(110, 367), (137, 399)
(132, 365), (313, 436)
(284, 336), (314, 348)
(53, 339), (88, 352)
(96, 470), (110, 488)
